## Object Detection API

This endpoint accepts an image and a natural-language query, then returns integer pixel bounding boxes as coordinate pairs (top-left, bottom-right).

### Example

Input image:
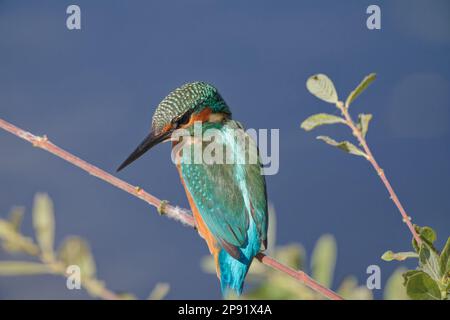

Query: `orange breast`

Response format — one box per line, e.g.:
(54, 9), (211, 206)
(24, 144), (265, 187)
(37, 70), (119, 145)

(176, 164), (221, 277)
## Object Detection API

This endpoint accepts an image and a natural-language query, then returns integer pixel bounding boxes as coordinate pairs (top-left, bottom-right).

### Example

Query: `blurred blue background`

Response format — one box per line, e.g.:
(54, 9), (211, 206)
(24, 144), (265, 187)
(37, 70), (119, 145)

(0, 0), (449, 299)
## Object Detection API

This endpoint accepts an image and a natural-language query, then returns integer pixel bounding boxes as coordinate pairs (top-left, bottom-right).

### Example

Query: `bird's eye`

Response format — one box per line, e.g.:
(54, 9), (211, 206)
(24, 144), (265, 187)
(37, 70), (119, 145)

(173, 111), (192, 127)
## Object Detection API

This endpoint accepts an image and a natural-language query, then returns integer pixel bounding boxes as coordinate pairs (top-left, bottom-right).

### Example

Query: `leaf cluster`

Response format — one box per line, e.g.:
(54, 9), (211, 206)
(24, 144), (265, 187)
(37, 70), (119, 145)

(301, 73), (376, 158)
(383, 226), (450, 300)
(0, 193), (169, 300)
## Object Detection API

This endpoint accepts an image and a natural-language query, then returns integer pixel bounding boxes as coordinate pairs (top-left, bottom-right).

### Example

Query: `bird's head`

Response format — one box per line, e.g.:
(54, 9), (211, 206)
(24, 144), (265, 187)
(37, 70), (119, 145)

(117, 81), (230, 171)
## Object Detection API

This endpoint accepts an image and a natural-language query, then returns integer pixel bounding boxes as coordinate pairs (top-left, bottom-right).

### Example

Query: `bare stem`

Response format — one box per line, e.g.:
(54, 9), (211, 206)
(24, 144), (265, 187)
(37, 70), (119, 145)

(255, 253), (343, 300)
(336, 102), (422, 246)
(0, 117), (343, 300)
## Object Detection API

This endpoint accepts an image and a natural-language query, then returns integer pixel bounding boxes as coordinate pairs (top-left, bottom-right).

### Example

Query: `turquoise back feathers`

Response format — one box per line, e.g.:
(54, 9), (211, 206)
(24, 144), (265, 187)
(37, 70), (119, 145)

(179, 120), (268, 296)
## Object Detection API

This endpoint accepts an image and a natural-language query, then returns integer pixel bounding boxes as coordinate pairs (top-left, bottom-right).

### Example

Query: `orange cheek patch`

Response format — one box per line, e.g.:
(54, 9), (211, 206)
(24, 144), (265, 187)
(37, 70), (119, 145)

(183, 107), (212, 128)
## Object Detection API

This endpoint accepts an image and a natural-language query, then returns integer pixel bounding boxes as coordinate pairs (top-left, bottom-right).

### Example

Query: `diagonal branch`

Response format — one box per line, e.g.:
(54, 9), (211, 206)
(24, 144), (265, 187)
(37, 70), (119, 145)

(335, 102), (422, 246)
(0, 117), (343, 300)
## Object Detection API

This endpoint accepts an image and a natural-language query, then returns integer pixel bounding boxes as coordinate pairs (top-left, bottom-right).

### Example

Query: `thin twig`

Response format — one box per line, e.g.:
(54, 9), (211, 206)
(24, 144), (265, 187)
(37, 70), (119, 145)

(255, 253), (343, 300)
(0, 117), (343, 300)
(336, 102), (422, 246)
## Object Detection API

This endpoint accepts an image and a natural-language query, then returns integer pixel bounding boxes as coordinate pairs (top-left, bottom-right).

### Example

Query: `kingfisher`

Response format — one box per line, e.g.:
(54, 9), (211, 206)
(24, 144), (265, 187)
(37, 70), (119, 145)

(117, 82), (268, 296)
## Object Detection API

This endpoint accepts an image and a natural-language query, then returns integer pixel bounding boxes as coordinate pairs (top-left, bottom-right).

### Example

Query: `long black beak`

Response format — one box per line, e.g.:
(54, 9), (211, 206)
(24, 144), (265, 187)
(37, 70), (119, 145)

(116, 130), (172, 172)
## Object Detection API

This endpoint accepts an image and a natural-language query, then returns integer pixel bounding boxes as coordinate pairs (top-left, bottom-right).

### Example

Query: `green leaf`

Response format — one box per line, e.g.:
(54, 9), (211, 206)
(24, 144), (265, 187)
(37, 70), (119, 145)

(381, 250), (418, 261)
(316, 136), (368, 158)
(2, 207), (26, 253)
(301, 113), (346, 131)
(412, 226), (437, 252)
(81, 278), (106, 298)
(266, 204), (277, 254)
(439, 237), (450, 275)
(405, 271), (441, 300)
(274, 243), (306, 271)
(200, 255), (217, 274)
(420, 226), (437, 244)
(8, 207), (25, 231)
(336, 276), (358, 298)
(402, 270), (422, 285)
(32, 193), (55, 258)
(117, 293), (138, 300)
(357, 114), (373, 138)
(306, 74), (339, 104)
(419, 244), (441, 281)
(0, 261), (50, 276)
(0, 220), (39, 255)
(336, 276), (373, 300)
(311, 234), (337, 288)
(384, 268), (410, 300)
(58, 236), (96, 278)
(148, 283), (170, 300)
(345, 73), (376, 107)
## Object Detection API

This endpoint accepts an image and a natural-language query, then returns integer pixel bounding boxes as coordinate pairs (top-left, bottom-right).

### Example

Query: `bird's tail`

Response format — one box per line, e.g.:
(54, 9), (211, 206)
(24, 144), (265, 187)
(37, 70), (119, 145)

(217, 219), (260, 297)
(218, 250), (252, 296)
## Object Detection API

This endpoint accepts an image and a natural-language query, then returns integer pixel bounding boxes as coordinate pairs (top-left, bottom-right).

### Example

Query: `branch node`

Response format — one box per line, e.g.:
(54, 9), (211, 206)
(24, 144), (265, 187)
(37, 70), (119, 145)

(402, 216), (412, 223)
(32, 134), (49, 147)
(157, 200), (169, 215)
